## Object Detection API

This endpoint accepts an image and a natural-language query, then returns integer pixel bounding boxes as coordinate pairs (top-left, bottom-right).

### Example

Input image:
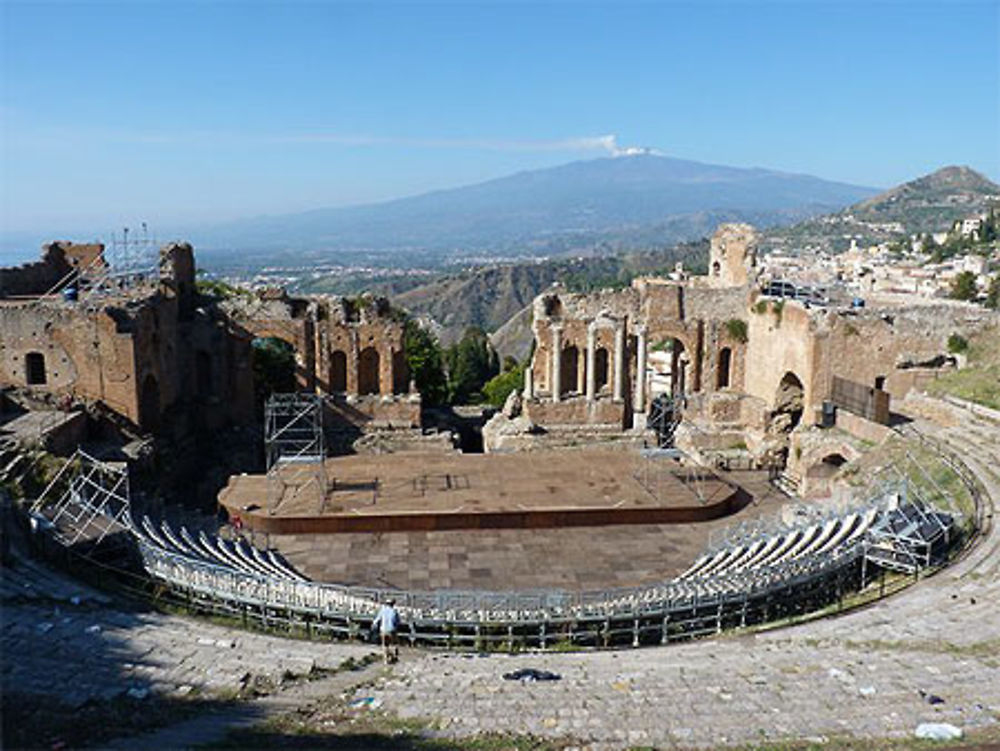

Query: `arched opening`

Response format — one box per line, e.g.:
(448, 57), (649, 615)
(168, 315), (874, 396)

(358, 347), (381, 395)
(195, 350), (213, 396)
(139, 374), (160, 433)
(329, 350), (348, 392)
(25, 352), (47, 385)
(716, 347), (732, 389)
(560, 345), (579, 396)
(392, 349), (408, 394)
(594, 347), (609, 392)
(712, 260), (721, 277)
(251, 337), (296, 402)
(773, 371), (805, 433)
(807, 452), (848, 480)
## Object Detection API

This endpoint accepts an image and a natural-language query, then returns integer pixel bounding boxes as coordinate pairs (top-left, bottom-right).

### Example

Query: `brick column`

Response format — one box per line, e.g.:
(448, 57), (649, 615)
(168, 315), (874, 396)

(551, 325), (563, 403)
(635, 325), (647, 413)
(613, 324), (625, 403)
(585, 326), (597, 402)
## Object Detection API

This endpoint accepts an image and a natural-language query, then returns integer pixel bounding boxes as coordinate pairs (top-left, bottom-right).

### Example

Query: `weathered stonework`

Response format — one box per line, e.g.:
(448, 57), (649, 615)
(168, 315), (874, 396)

(0, 243), (420, 435)
(519, 223), (997, 483)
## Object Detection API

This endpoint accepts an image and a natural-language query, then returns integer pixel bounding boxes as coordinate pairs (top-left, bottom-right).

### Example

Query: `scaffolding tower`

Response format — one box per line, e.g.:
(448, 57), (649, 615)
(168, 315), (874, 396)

(38, 223), (160, 303)
(632, 447), (732, 506)
(30, 449), (132, 548)
(647, 393), (682, 448)
(264, 393), (329, 515)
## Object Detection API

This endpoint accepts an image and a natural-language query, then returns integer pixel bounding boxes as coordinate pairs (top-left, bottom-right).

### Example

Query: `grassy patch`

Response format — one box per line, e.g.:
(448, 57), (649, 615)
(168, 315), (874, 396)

(2, 690), (227, 750)
(201, 705), (574, 750)
(719, 723), (1000, 750)
(927, 324), (1000, 410)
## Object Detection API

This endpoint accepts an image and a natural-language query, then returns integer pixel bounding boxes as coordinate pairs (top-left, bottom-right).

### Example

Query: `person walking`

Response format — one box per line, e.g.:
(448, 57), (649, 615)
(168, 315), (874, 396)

(371, 599), (400, 664)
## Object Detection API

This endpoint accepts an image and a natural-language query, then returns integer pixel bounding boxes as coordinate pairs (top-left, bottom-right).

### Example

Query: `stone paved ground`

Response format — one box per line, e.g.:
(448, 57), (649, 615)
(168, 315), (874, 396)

(357, 408), (1000, 749)
(2, 584), (374, 708)
(269, 469), (785, 591)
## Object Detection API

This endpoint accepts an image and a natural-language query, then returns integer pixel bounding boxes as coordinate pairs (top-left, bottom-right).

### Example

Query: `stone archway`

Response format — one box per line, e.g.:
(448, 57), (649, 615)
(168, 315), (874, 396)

(25, 352), (47, 386)
(717, 347), (732, 390)
(330, 350), (348, 392)
(560, 345), (580, 396)
(358, 347), (380, 395)
(594, 347), (609, 392)
(807, 452), (848, 480)
(772, 371), (805, 433)
(392, 350), (408, 394)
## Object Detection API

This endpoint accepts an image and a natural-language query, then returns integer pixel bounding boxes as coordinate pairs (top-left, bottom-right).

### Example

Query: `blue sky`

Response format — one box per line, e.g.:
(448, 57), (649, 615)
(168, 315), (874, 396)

(1, 0), (998, 247)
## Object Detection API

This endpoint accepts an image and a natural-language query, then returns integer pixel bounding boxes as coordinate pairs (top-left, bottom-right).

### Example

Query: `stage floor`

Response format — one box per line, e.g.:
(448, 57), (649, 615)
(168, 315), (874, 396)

(218, 447), (783, 591)
(267, 469), (781, 591)
(220, 448), (735, 518)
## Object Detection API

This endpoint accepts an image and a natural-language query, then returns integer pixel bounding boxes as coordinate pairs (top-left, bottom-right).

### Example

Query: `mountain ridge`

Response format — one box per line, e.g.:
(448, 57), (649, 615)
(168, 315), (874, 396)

(191, 154), (878, 260)
(763, 165), (999, 254)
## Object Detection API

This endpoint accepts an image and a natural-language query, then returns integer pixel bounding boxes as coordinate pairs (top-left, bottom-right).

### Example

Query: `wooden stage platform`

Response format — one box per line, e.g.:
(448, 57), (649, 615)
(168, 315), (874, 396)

(218, 449), (750, 534)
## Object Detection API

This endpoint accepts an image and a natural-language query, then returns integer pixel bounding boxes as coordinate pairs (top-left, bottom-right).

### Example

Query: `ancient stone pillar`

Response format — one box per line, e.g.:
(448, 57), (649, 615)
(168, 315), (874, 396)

(551, 325), (563, 403)
(613, 324), (625, 403)
(523, 364), (534, 400)
(585, 326), (597, 403)
(635, 325), (647, 413)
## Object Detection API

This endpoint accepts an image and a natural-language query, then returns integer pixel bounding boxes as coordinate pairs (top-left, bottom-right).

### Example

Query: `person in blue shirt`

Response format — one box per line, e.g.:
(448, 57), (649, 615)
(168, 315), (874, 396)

(371, 599), (400, 663)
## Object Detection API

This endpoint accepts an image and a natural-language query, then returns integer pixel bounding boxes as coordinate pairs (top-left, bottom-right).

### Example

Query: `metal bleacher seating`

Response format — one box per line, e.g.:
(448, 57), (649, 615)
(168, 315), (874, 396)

(132, 514), (308, 583)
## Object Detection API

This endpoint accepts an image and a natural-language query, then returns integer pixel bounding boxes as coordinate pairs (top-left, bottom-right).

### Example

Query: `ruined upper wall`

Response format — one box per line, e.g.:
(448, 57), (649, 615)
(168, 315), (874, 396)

(531, 286), (639, 324)
(706, 223), (759, 288)
(0, 242), (108, 300)
(0, 245), (71, 299)
(742, 294), (996, 421)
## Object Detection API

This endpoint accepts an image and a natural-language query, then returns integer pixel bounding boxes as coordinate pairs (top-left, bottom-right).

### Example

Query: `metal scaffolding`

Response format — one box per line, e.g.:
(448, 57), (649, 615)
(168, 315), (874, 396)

(29, 449), (132, 548)
(632, 446), (732, 506)
(647, 393), (682, 448)
(264, 393), (329, 515)
(36, 224), (160, 303)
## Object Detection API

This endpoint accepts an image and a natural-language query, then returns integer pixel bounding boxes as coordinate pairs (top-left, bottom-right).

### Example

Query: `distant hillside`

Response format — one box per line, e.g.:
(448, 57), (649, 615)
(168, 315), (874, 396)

(390, 240), (708, 346)
(489, 304), (535, 362)
(190, 154), (876, 263)
(764, 165), (1000, 254)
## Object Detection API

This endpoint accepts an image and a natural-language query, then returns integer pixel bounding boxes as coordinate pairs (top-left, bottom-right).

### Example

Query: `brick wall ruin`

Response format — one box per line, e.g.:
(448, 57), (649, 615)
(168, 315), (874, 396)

(514, 223), (995, 460)
(0, 242), (420, 436)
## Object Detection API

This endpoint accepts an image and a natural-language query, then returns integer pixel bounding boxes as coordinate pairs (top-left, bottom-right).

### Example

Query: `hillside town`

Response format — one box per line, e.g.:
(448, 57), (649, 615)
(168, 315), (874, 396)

(763, 209), (1000, 305)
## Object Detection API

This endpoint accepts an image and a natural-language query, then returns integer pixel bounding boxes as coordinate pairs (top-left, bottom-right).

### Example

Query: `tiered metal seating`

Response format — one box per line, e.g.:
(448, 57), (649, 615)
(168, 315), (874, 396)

(131, 514), (309, 583)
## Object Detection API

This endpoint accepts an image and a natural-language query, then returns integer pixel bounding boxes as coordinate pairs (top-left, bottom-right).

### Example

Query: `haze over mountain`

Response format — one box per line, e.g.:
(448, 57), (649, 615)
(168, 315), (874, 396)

(193, 154), (877, 264)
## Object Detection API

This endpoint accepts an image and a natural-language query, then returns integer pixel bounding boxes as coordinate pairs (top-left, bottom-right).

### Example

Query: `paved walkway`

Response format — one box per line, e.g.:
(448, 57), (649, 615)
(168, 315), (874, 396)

(359, 407), (1000, 749)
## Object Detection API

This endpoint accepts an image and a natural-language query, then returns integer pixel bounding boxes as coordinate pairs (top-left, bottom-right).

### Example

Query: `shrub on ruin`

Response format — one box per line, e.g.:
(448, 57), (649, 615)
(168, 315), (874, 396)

(947, 334), (969, 354)
(724, 318), (748, 343)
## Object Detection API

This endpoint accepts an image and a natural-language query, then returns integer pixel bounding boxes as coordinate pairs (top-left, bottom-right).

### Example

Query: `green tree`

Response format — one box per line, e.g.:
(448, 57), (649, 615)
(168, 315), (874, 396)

(482, 361), (527, 407)
(922, 233), (939, 255)
(444, 327), (500, 404)
(980, 209), (998, 244)
(403, 319), (447, 405)
(949, 271), (978, 301)
(251, 337), (296, 403)
(986, 274), (1000, 310)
